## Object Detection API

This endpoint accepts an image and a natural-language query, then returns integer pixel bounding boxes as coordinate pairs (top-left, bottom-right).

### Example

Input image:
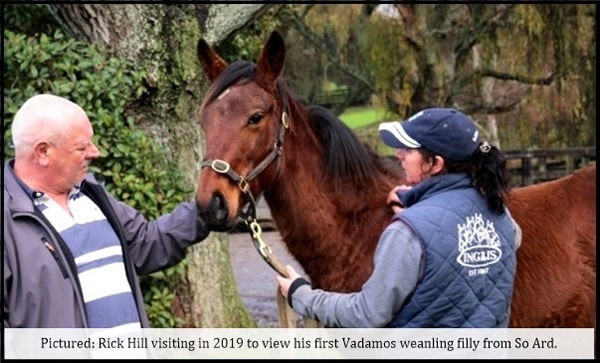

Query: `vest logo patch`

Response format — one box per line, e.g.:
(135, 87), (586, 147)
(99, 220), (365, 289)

(456, 213), (502, 270)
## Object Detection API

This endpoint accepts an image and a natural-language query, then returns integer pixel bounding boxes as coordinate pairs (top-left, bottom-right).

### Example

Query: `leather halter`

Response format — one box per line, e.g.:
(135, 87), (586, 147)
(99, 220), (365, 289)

(200, 112), (290, 277)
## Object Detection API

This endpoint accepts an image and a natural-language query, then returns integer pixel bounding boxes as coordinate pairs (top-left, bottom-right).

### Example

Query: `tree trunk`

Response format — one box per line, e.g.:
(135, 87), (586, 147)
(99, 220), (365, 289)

(473, 44), (500, 147)
(47, 3), (269, 327)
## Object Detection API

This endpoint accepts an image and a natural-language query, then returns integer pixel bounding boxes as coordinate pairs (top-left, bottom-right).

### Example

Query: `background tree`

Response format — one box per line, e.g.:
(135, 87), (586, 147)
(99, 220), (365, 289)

(277, 5), (383, 115)
(275, 4), (595, 150)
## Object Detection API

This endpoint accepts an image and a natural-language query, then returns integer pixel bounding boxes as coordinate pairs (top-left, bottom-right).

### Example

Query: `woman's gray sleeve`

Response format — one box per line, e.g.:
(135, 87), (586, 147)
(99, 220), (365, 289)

(504, 207), (522, 249)
(290, 221), (423, 327)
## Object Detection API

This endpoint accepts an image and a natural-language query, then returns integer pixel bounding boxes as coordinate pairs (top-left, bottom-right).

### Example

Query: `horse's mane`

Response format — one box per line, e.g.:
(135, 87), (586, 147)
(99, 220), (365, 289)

(307, 105), (385, 188)
(203, 60), (394, 189)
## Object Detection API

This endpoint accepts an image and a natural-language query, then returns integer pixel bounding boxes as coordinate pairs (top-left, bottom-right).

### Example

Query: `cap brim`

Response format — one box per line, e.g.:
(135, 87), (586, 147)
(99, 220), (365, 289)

(378, 122), (421, 149)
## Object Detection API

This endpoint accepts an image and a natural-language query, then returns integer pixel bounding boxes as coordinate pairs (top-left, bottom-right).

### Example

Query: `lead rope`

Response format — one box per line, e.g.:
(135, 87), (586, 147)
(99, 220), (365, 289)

(245, 197), (288, 278)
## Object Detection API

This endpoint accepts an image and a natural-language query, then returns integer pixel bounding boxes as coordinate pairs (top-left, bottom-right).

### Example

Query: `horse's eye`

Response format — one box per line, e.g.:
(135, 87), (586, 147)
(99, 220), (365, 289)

(248, 113), (264, 125)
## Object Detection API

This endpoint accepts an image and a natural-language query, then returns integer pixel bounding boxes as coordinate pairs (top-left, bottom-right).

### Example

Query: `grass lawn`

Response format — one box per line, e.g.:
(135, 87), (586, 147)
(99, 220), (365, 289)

(339, 106), (399, 129)
(339, 106), (400, 156)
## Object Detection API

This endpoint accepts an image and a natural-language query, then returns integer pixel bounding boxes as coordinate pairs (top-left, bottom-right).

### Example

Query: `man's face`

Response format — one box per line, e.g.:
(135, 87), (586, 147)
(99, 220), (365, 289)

(48, 114), (100, 192)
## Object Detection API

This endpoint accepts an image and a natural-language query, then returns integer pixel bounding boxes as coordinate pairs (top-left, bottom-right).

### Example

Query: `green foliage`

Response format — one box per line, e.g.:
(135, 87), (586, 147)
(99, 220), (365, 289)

(216, 6), (282, 62)
(363, 16), (415, 117)
(294, 4), (374, 110)
(142, 261), (188, 328)
(3, 4), (61, 36)
(3, 29), (190, 327)
(500, 4), (596, 148)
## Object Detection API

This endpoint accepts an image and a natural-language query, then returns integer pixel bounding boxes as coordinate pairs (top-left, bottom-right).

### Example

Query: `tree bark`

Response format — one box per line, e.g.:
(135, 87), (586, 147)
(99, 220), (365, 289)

(472, 44), (500, 147)
(47, 3), (268, 327)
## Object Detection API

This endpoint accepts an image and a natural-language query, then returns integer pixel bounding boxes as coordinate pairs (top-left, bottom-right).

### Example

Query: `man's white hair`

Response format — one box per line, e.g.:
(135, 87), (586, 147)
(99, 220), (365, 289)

(11, 94), (86, 155)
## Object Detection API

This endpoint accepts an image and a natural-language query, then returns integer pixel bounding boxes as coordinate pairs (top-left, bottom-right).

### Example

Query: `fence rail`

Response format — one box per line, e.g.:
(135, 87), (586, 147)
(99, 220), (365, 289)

(504, 146), (596, 186)
(299, 89), (349, 107)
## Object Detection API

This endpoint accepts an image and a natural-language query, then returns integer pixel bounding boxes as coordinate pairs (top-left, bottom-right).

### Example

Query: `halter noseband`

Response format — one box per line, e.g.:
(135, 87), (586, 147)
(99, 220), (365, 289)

(200, 111), (290, 276)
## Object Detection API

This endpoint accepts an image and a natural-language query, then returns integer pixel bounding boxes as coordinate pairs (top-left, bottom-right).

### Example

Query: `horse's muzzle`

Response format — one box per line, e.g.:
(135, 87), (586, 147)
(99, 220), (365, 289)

(196, 192), (234, 232)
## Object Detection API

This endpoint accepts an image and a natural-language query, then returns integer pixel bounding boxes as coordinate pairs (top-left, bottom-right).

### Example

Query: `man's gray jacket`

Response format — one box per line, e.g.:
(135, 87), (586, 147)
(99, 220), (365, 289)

(3, 161), (209, 327)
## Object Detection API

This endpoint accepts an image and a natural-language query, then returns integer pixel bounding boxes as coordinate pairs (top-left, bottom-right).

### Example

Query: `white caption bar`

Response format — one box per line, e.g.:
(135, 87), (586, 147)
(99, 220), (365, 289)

(4, 328), (594, 359)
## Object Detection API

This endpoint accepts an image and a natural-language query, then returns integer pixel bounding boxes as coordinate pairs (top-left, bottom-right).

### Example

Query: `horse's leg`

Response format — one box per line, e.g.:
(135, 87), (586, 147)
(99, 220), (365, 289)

(276, 289), (298, 328)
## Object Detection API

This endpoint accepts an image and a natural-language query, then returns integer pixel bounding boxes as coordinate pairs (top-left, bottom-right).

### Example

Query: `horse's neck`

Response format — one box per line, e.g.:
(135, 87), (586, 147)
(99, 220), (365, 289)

(261, 121), (396, 289)
(264, 139), (333, 234)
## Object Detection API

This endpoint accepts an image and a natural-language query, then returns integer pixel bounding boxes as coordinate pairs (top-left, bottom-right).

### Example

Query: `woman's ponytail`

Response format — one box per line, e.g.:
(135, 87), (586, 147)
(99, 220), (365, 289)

(470, 142), (510, 214)
(421, 141), (511, 214)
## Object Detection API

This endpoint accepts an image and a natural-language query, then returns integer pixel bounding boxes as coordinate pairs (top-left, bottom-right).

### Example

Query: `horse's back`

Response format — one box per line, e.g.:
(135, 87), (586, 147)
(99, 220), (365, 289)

(508, 164), (596, 327)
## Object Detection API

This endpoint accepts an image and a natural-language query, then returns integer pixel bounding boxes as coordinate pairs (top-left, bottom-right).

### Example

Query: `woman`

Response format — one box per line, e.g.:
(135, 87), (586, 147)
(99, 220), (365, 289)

(276, 108), (521, 327)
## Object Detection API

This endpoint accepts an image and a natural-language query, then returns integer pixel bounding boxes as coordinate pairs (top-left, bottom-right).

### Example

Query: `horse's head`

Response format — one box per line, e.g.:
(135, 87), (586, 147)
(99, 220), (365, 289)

(195, 31), (289, 231)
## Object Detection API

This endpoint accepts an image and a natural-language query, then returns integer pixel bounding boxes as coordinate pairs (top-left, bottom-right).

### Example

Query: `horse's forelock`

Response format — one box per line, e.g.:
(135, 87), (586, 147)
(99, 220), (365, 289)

(204, 61), (256, 107)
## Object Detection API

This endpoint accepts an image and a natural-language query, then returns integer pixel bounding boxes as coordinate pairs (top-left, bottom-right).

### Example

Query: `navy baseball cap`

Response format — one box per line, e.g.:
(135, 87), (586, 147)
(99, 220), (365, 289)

(378, 108), (480, 161)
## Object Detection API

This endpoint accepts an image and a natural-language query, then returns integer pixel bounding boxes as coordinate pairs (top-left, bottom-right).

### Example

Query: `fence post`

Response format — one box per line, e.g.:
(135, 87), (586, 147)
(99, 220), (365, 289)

(276, 290), (298, 328)
(582, 154), (589, 166)
(522, 156), (531, 186)
(539, 156), (547, 182)
(566, 154), (574, 174)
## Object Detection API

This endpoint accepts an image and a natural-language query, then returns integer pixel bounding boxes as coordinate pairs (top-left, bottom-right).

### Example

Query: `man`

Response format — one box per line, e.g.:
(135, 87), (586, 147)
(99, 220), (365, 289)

(4, 94), (208, 329)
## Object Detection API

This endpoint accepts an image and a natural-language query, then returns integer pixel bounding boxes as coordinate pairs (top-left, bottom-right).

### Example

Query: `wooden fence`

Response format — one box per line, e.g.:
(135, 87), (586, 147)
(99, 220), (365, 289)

(504, 146), (596, 186)
(299, 89), (349, 108)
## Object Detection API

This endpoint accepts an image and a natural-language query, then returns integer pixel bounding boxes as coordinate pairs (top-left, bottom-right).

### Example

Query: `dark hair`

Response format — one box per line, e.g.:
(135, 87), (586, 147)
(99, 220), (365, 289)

(419, 143), (510, 214)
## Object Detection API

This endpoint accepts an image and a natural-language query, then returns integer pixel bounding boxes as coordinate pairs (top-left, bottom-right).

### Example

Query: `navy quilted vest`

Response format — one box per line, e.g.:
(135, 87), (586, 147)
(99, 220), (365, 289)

(388, 173), (517, 327)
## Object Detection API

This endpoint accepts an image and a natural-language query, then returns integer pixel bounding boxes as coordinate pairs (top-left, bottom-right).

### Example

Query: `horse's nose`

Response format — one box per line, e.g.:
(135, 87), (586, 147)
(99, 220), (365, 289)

(210, 193), (228, 221)
(197, 192), (231, 232)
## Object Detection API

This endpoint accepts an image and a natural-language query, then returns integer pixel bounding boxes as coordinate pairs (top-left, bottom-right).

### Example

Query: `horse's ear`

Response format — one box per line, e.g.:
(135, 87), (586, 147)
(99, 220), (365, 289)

(255, 31), (285, 88)
(197, 38), (228, 83)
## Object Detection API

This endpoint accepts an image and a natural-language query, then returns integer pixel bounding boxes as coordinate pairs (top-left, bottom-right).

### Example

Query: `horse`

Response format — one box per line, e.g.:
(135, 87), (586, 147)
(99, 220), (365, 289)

(194, 31), (596, 327)
(508, 165), (596, 327)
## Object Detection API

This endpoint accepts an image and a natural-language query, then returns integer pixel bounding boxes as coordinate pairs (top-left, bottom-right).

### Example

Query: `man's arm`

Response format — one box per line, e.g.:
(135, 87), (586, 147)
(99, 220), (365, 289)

(109, 195), (209, 275)
(4, 249), (12, 327)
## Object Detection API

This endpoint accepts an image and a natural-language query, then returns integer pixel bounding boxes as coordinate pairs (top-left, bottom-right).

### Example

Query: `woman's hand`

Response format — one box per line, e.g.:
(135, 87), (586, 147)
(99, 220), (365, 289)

(387, 185), (411, 214)
(275, 265), (302, 298)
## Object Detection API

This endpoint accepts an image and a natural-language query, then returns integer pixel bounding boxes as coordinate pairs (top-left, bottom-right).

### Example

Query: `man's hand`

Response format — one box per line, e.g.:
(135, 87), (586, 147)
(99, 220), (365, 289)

(275, 265), (302, 298)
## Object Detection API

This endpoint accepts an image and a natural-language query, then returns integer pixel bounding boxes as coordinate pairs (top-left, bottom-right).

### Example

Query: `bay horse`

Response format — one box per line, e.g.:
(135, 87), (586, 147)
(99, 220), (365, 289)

(194, 31), (596, 327)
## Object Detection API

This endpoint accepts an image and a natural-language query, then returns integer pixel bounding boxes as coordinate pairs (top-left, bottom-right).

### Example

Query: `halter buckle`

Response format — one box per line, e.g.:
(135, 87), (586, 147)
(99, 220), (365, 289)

(238, 177), (250, 193)
(211, 159), (230, 174)
(281, 112), (290, 129)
